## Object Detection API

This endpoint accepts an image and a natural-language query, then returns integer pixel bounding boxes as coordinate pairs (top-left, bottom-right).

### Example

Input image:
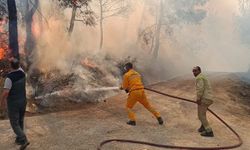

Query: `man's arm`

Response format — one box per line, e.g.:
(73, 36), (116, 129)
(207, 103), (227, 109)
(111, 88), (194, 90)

(1, 77), (12, 110)
(196, 78), (204, 104)
(121, 75), (129, 93)
(0, 89), (9, 110)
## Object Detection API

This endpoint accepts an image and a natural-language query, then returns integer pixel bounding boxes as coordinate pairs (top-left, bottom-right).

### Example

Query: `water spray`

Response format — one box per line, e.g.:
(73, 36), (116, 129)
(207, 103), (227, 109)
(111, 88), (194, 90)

(85, 86), (119, 92)
(35, 86), (120, 100)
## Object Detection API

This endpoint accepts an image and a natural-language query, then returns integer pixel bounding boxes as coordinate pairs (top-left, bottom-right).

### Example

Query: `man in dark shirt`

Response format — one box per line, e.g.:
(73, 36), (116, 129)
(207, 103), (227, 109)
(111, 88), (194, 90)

(0, 58), (29, 150)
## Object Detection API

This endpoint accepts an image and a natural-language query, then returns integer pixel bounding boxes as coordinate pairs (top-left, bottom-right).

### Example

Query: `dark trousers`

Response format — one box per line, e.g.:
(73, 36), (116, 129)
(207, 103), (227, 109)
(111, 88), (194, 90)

(7, 101), (27, 144)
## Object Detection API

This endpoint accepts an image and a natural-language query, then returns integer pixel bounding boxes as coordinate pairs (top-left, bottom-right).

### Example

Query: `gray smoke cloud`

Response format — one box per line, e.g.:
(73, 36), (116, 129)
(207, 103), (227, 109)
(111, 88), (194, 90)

(12, 0), (250, 103)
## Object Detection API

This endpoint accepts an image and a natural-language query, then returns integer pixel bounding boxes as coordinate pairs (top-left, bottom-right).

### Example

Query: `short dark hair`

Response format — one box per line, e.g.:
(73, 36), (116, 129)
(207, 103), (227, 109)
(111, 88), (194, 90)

(125, 62), (133, 69)
(194, 66), (201, 72)
(10, 58), (20, 70)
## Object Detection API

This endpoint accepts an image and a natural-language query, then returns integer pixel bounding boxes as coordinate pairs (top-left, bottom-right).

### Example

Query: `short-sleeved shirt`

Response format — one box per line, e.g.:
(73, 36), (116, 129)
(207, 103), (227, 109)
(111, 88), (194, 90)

(3, 68), (24, 90)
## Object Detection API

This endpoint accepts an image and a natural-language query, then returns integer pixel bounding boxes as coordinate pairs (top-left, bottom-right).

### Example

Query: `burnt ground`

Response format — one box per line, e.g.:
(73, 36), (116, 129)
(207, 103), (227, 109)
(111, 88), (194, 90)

(0, 73), (250, 150)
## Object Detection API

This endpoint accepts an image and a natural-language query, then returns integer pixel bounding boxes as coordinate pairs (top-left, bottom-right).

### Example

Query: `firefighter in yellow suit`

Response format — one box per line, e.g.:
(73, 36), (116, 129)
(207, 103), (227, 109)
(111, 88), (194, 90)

(120, 62), (163, 126)
(193, 66), (214, 137)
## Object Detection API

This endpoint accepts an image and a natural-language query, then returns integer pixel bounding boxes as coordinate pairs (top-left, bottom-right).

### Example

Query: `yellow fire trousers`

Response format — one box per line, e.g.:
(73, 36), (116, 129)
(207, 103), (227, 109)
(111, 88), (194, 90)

(198, 100), (213, 132)
(126, 89), (161, 121)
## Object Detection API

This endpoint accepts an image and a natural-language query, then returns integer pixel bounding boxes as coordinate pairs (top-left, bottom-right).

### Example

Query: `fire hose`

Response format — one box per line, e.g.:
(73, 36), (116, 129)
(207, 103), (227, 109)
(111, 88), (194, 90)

(97, 87), (243, 150)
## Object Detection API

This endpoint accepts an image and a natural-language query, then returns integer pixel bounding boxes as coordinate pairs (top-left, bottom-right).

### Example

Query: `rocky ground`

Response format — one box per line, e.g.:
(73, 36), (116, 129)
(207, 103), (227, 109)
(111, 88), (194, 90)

(0, 73), (250, 150)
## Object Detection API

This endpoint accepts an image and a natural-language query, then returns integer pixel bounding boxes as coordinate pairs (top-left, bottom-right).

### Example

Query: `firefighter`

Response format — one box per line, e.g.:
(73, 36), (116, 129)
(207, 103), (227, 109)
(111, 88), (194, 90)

(192, 66), (214, 137)
(120, 62), (164, 126)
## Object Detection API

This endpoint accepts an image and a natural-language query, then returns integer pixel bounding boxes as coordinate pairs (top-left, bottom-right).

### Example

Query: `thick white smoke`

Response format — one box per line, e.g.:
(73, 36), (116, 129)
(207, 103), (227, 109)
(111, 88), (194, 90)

(14, 0), (250, 104)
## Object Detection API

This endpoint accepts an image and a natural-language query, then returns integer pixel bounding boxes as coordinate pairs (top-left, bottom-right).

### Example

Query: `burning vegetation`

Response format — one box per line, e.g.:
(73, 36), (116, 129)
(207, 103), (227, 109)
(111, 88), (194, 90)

(0, 17), (9, 77)
(27, 53), (128, 112)
(0, 17), (8, 59)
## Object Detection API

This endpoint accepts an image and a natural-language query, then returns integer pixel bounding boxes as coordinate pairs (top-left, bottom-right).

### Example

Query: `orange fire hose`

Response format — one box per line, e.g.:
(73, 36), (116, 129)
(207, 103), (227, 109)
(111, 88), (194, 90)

(97, 87), (243, 150)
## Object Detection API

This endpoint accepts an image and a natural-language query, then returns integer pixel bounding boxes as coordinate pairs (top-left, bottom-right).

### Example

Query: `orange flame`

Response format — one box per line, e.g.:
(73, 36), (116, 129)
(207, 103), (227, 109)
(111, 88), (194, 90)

(81, 57), (97, 68)
(0, 18), (8, 60)
(0, 48), (4, 60)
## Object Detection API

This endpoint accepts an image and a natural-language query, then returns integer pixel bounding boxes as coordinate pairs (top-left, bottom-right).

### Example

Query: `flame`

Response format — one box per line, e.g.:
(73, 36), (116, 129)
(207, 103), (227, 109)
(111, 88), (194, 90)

(81, 57), (97, 68)
(0, 18), (8, 60)
(0, 48), (4, 60)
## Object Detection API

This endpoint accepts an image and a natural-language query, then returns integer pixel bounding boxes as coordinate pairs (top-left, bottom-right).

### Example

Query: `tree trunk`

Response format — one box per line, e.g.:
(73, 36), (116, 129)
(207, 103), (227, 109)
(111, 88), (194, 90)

(25, 0), (38, 67)
(152, 0), (164, 59)
(99, 0), (104, 50)
(136, 0), (146, 45)
(68, 5), (77, 36)
(7, 0), (19, 59)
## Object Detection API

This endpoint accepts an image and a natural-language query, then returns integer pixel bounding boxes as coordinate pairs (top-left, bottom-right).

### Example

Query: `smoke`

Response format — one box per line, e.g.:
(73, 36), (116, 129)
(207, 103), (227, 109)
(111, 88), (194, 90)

(162, 0), (250, 73)
(39, 1), (250, 73)
(12, 0), (250, 104)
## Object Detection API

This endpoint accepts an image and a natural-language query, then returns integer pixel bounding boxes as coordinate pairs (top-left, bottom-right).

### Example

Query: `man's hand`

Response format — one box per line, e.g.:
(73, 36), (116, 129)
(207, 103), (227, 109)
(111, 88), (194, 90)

(0, 99), (7, 111)
(1, 89), (9, 111)
(0, 100), (7, 119)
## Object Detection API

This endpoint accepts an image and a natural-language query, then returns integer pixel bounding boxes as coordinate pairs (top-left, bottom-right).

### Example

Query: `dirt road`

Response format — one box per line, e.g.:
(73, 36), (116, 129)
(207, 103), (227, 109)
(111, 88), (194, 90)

(0, 73), (249, 150)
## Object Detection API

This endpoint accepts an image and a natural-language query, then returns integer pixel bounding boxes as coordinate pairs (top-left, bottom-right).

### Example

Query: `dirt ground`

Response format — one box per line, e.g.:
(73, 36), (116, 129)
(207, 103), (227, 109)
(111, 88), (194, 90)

(0, 73), (250, 150)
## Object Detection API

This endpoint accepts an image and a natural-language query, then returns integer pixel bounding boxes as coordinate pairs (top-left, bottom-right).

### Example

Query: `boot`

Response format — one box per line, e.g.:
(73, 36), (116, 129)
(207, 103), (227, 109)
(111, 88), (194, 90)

(198, 125), (205, 132)
(127, 120), (136, 126)
(157, 117), (164, 125)
(19, 141), (30, 150)
(200, 130), (214, 137)
(15, 138), (22, 145)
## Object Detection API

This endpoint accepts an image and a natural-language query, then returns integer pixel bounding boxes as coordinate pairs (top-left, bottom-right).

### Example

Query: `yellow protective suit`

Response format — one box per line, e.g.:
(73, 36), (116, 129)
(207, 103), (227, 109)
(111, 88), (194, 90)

(122, 69), (160, 121)
(195, 73), (214, 132)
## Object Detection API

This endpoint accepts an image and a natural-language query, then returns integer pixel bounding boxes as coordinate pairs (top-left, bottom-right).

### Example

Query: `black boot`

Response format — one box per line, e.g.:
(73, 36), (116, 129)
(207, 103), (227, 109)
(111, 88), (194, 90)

(127, 120), (136, 126)
(200, 130), (214, 137)
(15, 139), (22, 145)
(198, 125), (205, 132)
(19, 141), (30, 150)
(157, 117), (164, 125)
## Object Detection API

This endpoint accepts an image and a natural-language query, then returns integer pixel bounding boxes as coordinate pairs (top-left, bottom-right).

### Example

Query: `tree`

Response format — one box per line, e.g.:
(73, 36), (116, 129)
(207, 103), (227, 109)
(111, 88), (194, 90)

(58, 0), (95, 36)
(7, 0), (19, 59)
(139, 0), (208, 59)
(152, 0), (164, 59)
(97, 0), (130, 50)
(24, 0), (39, 67)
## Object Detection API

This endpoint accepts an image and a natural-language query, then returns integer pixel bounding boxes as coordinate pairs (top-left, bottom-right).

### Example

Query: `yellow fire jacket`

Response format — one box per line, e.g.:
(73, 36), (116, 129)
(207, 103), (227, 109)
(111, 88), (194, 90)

(122, 69), (144, 92)
(195, 73), (214, 103)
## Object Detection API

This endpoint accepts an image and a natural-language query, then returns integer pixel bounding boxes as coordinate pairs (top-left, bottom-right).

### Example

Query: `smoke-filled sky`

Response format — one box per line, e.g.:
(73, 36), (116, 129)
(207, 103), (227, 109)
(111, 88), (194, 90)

(15, 0), (250, 81)
(168, 0), (250, 73)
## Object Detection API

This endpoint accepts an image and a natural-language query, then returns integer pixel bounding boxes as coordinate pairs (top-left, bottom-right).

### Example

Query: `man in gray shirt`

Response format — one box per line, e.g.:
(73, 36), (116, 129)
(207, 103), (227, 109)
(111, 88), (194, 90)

(0, 58), (30, 150)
